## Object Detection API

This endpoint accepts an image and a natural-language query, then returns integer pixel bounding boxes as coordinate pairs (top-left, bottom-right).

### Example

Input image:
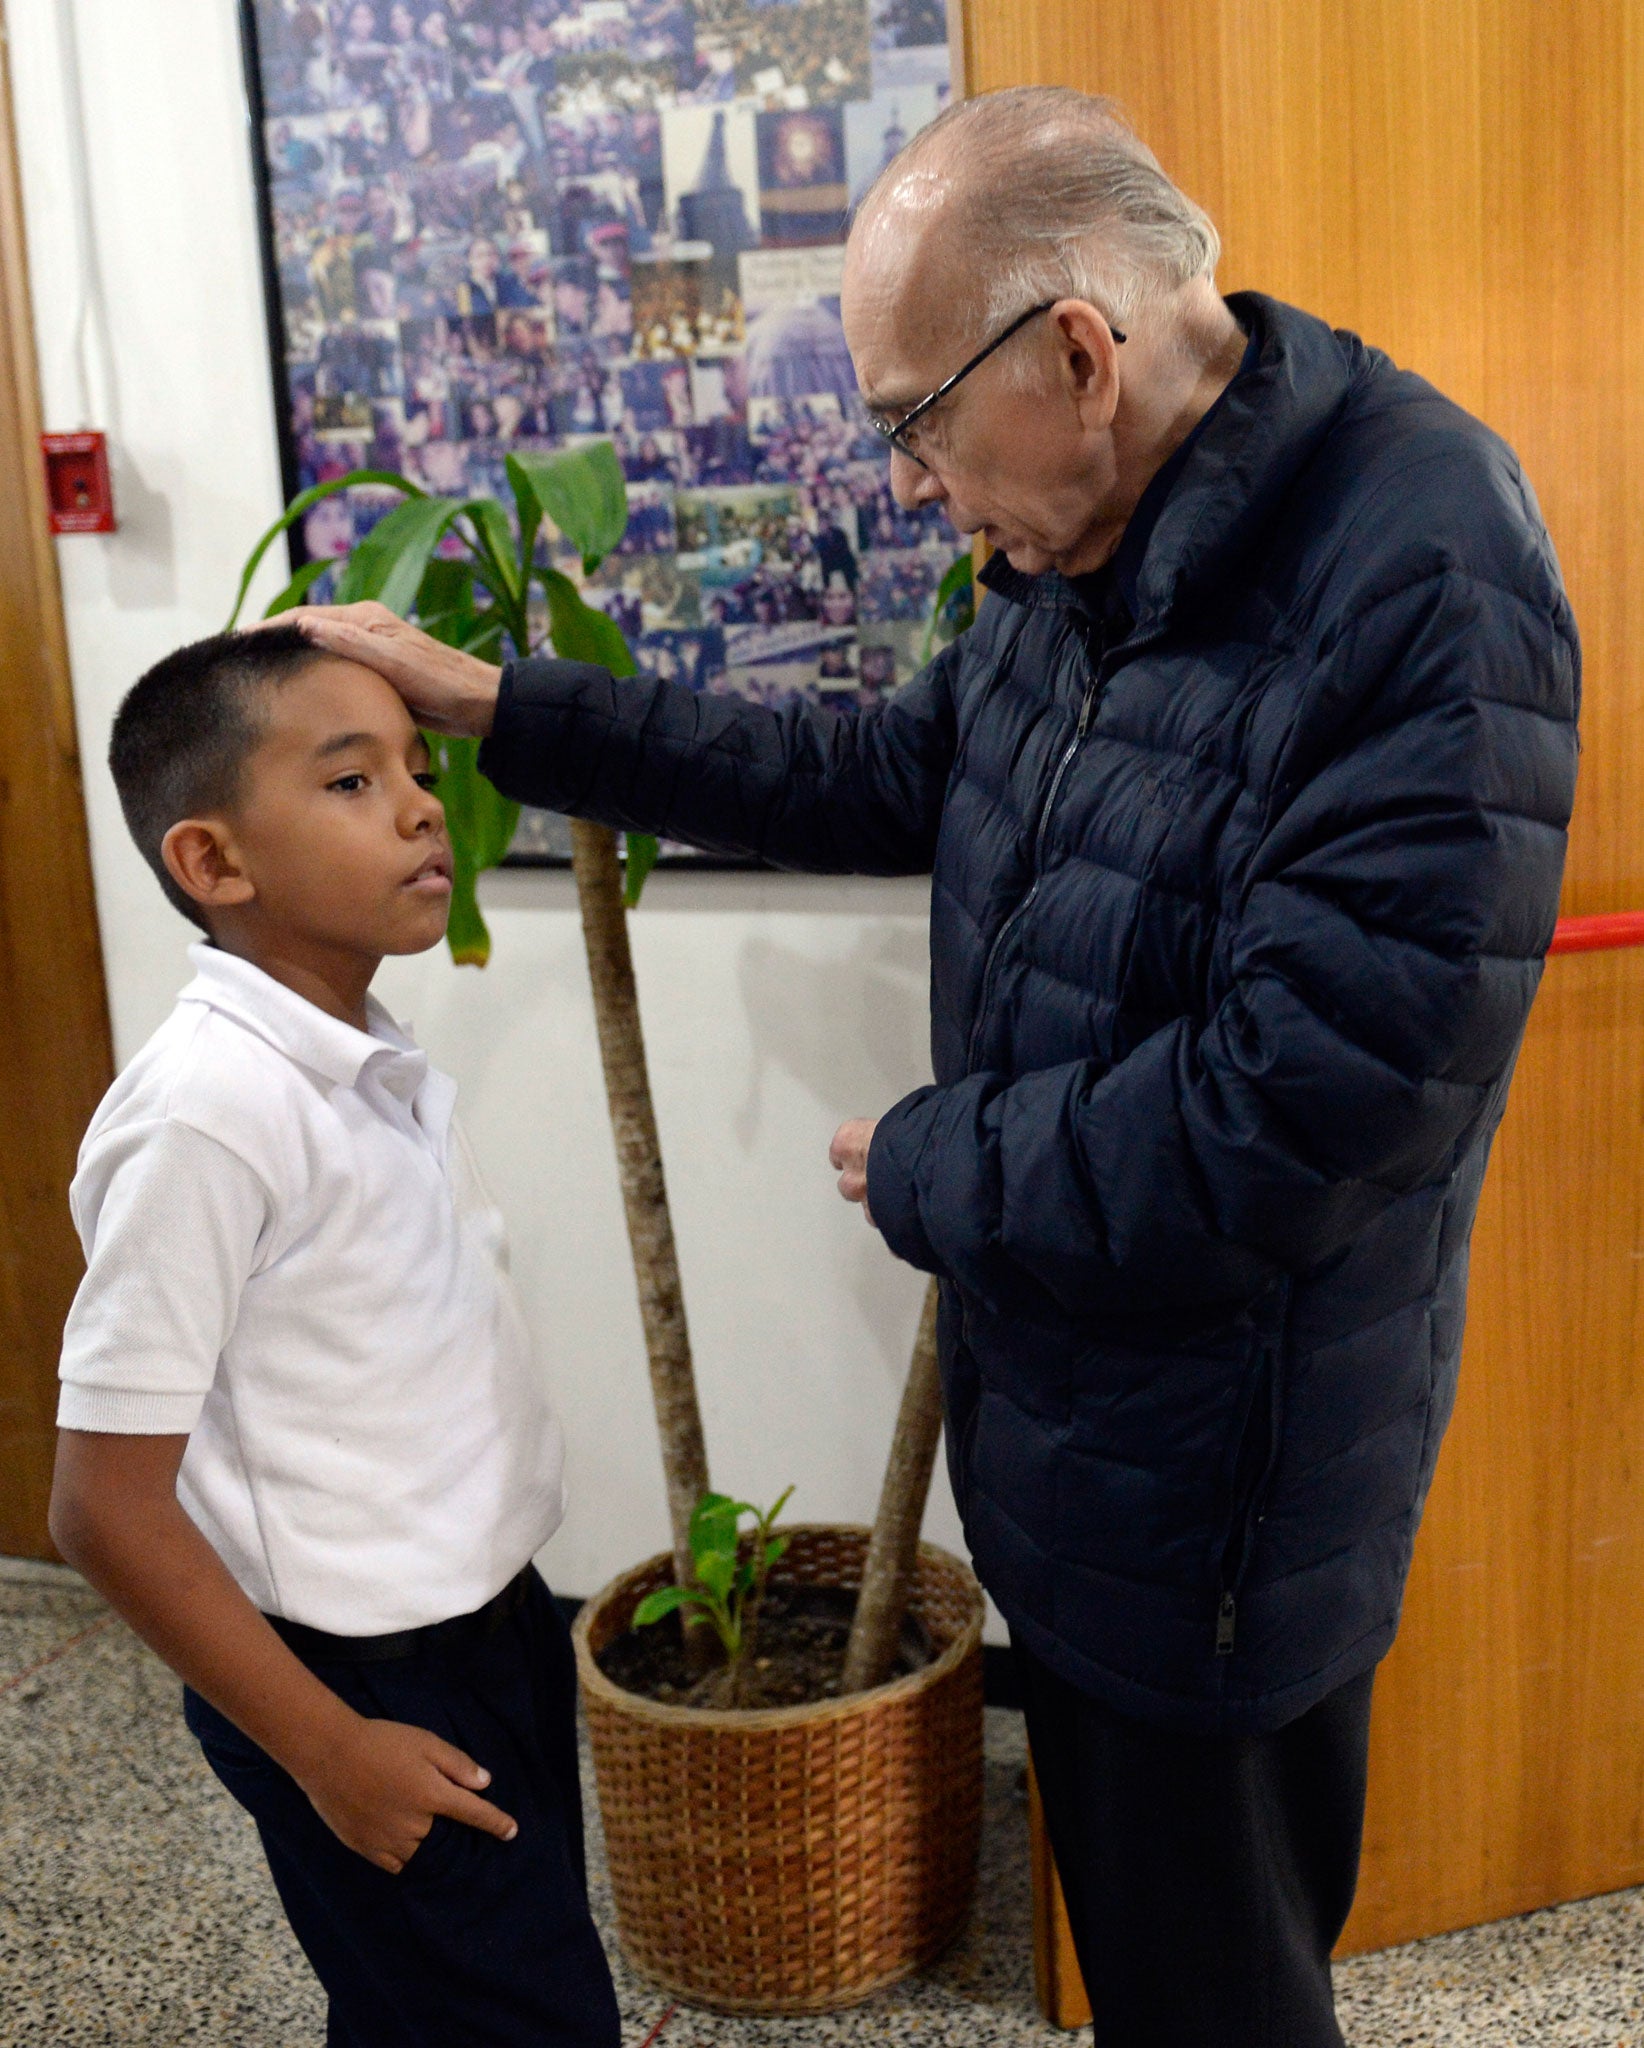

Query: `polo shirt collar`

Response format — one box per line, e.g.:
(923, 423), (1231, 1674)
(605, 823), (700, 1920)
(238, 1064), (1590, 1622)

(179, 942), (426, 1097)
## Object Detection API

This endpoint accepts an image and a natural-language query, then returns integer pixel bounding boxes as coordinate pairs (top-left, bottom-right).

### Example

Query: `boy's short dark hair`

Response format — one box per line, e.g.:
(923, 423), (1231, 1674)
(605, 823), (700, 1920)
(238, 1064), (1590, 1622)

(109, 626), (323, 930)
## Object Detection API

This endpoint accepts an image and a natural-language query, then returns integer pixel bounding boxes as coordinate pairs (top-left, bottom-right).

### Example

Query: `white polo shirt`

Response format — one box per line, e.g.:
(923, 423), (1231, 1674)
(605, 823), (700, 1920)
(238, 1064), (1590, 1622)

(58, 944), (566, 1635)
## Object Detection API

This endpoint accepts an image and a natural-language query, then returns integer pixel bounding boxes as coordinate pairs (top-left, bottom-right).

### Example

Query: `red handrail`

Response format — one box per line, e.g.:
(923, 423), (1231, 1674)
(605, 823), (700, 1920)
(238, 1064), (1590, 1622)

(1549, 913), (1644, 955)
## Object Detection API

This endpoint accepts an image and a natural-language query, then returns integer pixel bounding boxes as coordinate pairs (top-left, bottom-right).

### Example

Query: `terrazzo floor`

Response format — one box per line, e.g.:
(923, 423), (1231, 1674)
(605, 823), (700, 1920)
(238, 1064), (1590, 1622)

(3, 1556), (1641, 2046)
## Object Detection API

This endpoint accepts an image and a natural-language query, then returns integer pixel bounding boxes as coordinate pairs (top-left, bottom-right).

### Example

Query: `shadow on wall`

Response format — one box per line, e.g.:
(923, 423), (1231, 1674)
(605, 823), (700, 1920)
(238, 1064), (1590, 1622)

(734, 921), (932, 1151)
(736, 919), (936, 1382)
(105, 445), (176, 609)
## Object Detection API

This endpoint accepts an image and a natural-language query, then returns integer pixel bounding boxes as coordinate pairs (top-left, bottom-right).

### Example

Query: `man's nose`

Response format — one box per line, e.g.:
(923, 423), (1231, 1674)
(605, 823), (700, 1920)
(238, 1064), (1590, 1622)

(888, 445), (946, 512)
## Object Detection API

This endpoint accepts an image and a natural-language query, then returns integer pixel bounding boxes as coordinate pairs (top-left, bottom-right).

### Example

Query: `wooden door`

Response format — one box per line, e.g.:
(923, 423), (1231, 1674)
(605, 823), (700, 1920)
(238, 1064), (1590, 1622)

(0, 5), (115, 1557)
(964, 0), (1644, 1955)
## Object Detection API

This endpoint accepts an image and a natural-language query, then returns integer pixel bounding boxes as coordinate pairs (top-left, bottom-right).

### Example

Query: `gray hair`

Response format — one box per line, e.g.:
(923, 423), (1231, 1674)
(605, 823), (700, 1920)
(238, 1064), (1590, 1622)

(859, 87), (1221, 368)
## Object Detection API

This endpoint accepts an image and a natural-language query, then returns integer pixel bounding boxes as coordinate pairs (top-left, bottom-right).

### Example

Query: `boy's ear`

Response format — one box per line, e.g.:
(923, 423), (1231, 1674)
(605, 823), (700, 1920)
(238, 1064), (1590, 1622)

(160, 819), (256, 912)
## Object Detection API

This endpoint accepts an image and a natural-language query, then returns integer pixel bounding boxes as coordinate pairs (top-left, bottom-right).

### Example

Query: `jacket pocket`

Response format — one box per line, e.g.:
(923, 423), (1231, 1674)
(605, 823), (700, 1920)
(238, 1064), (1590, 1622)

(1213, 1342), (1283, 1657)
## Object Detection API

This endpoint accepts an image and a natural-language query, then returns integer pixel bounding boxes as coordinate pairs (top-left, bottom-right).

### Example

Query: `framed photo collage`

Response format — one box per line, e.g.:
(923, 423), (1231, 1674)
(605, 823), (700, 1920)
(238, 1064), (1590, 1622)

(242, 0), (962, 861)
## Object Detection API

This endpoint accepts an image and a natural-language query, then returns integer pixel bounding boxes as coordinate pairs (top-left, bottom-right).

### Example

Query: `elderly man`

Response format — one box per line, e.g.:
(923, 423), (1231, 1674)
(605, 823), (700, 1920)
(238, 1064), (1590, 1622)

(286, 86), (1578, 2048)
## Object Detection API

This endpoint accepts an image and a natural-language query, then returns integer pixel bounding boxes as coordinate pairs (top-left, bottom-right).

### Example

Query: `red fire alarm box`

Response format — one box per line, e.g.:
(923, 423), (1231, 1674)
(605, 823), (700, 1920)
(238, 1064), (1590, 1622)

(41, 431), (115, 534)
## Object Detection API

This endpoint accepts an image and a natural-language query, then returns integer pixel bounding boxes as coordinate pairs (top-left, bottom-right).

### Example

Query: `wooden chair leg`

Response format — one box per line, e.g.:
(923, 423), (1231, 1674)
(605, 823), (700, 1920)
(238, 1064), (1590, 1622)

(1028, 1756), (1094, 2031)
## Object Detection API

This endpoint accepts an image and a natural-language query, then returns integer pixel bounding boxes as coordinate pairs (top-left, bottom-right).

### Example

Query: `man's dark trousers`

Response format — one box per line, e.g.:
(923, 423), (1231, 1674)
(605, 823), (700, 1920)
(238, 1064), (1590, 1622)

(1016, 1640), (1375, 2048)
(184, 1570), (620, 2048)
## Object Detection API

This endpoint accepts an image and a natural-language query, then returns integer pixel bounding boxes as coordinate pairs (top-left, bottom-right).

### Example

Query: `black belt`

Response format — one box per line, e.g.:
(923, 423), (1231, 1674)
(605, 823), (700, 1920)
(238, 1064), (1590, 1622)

(265, 1565), (534, 1665)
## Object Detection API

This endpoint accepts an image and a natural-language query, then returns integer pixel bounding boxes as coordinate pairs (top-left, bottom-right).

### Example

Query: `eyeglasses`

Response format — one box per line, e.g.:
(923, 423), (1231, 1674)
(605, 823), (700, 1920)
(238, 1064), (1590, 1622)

(866, 300), (1127, 469)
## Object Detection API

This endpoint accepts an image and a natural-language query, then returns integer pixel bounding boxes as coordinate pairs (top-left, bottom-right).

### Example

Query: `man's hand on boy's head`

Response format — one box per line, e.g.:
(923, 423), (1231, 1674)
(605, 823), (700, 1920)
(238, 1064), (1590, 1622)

(301, 1713), (519, 1874)
(251, 603), (501, 739)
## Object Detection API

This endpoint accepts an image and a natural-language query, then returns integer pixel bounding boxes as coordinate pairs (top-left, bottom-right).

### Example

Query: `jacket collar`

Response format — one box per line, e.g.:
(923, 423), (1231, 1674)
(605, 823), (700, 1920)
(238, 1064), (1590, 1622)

(979, 294), (1357, 632)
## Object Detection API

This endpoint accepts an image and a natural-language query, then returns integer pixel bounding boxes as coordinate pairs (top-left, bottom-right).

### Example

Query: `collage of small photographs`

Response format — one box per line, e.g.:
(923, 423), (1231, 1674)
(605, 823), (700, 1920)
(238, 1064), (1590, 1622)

(250, 0), (961, 859)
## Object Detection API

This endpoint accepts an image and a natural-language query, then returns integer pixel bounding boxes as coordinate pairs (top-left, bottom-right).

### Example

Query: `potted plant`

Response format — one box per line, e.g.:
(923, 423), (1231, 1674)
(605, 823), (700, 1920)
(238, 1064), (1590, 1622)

(230, 455), (984, 2013)
(575, 1274), (982, 2015)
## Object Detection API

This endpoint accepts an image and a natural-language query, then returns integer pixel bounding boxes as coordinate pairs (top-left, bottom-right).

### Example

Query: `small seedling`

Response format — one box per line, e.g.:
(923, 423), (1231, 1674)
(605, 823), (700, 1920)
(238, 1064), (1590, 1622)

(634, 1487), (794, 1705)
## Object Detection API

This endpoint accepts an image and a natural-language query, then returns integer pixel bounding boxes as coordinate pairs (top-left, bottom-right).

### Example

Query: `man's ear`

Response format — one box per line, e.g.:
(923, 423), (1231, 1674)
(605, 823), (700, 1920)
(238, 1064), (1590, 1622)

(1054, 300), (1124, 433)
(161, 818), (256, 913)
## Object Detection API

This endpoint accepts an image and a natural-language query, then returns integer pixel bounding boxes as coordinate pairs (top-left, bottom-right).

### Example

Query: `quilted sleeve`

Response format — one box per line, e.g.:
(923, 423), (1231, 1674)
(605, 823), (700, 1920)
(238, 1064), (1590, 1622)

(867, 569), (1580, 1324)
(475, 638), (964, 876)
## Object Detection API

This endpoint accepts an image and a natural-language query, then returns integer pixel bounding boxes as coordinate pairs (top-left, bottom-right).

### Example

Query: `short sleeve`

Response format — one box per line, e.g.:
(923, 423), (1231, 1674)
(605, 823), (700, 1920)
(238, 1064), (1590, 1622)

(58, 1120), (271, 1435)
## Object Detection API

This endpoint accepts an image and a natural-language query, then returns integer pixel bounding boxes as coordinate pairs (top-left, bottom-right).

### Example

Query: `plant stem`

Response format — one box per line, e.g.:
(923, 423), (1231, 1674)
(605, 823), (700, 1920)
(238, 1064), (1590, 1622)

(841, 1279), (944, 1694)
(568, 818), (711, 1625)
(731, 1557), (769, 1710)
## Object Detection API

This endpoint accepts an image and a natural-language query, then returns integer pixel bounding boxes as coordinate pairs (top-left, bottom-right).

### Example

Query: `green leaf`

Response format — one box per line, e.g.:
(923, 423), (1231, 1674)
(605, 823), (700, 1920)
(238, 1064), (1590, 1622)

(763, 1537), (789, 1569)
(622, 832), (660, 909)
(921, 548), (976, 664)
(696, 1550), (737, 1604)
(465, 498), (525, 612)
(764, 1485), (796, 1528)
(443, 857), (491, 969)
(335, 494), (467, 614)
(431, 734), (518, 873)
(426, 733), (519, 968)
(633, 1585), (700, 1627)
(439, 608), (507, 664)
(690, 1493), (746, 1561)
(505, 451), (545, 574)
(415, 557), (475, 627)
(510, 443), (628, 570)
(225, 468), (421, 629)
(691, 1515), (737, 1572)
(466, 615), (509, 662)
(261, 555), (334, 617)
(536, 567), (638, 677)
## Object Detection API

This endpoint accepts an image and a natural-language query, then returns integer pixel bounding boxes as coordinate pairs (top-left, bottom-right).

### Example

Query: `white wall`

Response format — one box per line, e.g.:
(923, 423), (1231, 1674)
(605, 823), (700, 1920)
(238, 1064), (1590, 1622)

(10, 1), (999, 1634)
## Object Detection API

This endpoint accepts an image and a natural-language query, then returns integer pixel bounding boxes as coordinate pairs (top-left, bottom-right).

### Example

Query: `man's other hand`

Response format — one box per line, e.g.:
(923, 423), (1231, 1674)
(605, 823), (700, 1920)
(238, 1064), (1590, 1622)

(830, 1117), (879, 1227)
(250, 603), (501, 738)
(300, 1713), (519, 1874)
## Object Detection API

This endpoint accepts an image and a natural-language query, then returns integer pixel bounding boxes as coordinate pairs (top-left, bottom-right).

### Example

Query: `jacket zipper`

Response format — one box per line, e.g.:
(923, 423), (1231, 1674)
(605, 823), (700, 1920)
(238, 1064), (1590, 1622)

(1216, 1592), (1237, 1656)
(965, 674), (1102, 1072)
(962, 604), (1173, 1074)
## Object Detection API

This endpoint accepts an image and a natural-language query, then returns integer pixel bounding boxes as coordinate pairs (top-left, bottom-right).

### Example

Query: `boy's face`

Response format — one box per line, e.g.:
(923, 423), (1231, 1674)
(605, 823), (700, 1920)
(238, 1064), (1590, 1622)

(185, 657), (453, 963)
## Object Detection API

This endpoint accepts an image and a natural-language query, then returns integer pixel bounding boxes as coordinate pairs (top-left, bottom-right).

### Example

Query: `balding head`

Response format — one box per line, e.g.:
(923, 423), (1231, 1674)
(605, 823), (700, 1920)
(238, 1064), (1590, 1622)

(840, 88), (1245, 583)
(847, 87), (1221, 365)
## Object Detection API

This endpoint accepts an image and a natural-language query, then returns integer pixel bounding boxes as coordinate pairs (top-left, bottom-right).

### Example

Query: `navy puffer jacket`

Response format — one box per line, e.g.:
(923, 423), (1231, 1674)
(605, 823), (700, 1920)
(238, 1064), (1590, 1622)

(479, 294), (1579, 1733)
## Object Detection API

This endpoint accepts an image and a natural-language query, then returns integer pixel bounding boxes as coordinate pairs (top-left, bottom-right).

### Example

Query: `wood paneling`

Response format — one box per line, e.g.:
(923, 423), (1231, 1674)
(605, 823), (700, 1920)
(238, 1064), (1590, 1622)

(0, 2), (114, 1556)
(963, 0), (1644, 1960)
(1351, 948), (1644, 1949)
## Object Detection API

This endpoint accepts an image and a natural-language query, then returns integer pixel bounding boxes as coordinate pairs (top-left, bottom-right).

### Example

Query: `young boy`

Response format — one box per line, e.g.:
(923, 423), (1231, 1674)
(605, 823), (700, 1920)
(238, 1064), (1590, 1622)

(49, 627), (622, 2048)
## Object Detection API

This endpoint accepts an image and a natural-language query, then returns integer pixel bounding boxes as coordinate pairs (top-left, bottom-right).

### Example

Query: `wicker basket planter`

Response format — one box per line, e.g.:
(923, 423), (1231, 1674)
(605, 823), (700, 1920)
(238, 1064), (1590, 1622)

(572, 1523), (985, 2015)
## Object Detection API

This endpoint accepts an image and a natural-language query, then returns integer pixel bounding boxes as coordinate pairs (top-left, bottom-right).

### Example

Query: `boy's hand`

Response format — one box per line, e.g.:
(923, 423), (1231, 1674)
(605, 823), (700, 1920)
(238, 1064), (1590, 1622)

(252, 602), (501, 738)
(50, 1432), (517, 1879)
(300, 1714), (519, 1874)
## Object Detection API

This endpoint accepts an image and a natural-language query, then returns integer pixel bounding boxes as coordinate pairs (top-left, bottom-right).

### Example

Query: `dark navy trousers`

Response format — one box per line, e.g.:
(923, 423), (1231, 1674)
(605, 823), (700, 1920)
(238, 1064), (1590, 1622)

(1016, 1639), (1375, 2048)
(185, 1570), (620, 2048)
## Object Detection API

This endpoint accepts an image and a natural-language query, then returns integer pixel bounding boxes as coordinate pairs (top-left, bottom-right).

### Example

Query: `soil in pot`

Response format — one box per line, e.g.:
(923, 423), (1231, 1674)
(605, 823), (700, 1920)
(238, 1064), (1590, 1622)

(595, 1582), (934, 1711)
